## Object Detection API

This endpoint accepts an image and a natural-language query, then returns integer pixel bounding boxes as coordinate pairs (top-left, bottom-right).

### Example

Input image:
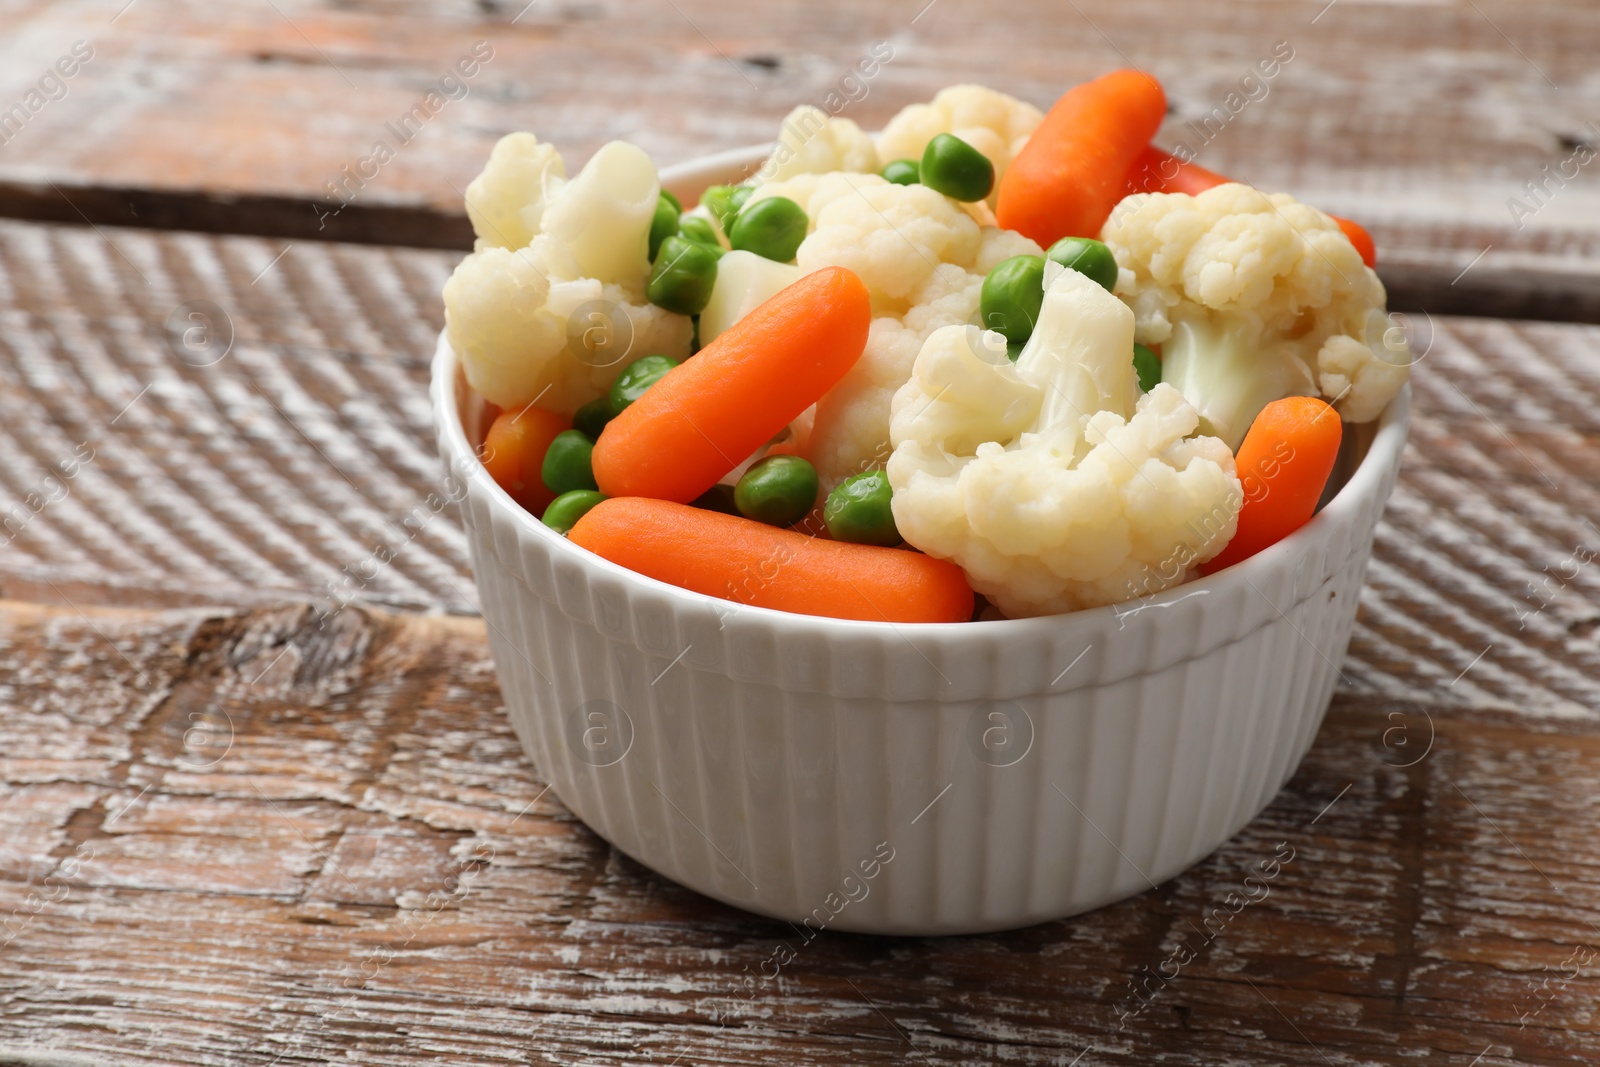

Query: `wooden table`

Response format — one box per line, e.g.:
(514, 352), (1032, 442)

(2, 2), (1599, 1064)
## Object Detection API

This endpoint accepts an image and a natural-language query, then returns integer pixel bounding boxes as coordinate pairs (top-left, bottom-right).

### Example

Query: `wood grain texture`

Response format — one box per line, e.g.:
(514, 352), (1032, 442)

(0, 1), (1597, 316)
(0, 217), (470, 613)
(1, 598), (1598, 1066)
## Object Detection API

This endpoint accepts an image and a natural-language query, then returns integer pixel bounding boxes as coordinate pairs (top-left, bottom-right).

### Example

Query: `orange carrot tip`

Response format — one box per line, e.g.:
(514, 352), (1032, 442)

(1203, 397), (1342, 573)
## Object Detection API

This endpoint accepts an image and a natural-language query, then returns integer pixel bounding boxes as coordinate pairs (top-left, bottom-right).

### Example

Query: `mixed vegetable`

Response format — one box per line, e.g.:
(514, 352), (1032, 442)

(443, 71), (1410, 624)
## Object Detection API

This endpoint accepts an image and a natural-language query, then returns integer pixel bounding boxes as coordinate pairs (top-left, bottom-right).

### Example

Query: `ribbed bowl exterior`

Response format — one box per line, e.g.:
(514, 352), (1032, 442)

(434, 333), (1408, 936)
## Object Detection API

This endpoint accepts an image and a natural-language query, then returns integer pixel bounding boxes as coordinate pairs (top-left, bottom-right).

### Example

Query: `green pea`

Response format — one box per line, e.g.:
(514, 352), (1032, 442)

(734, 455), (818, 528)
(700, 184), (736, 222)
(1132, 343), (1162, 393)
(823, 470), (901, 547)
(648, 194), (680, 262)
(542, 490), (606, 534)
(646, 236), (719, 316)
(882, 159), (920, 186)
(701, 184), (753, 229)
(573, 397), (614, 441)
(728, 196), (808, 263)
(691, 483), (739, 515)
(1007, 340), (1025, 362)
(1046, 236), (1119, 293)
(659, 188), (682, 213)
(678, 214), (722, 251)
(980, 255), (1046, 344)
(608, 354), (680, 417)
(920, 133), (994, 202)
(541, 429), (598, 495)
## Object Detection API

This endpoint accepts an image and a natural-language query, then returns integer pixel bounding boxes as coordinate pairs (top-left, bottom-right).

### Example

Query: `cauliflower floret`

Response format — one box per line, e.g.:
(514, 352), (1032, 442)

(1102, 183), (1407, 446)
(538, 141), (660, 294)
(878, 85), (1044, 200)
(755, 105), (879, 183)
(973, 226), (1046, 274)
(806, 318), (925, 487)
(1319, 321), (1410, 423)
(802, 226), (1041, 489)
(887, 269), (1241, 618)
(464, 132), (566, 252)
(445, 136), (692, 412)
(743, 173), (826, 219)
(444, 246), (691, 414)
(796, 174), (980, 306)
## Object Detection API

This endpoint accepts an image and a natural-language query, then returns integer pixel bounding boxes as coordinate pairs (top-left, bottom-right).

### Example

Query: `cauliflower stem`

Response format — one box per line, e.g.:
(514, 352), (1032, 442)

(1159, 307), (1318, 448)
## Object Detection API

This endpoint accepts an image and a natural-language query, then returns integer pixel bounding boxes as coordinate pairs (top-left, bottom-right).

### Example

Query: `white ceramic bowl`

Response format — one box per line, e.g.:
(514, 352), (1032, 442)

(431, 147), (1411, 935)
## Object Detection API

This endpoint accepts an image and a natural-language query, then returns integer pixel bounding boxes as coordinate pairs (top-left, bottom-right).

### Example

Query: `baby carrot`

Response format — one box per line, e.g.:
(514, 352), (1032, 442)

(1121, 146), (1379, 268)
(569, 497), (974, 624)
(1203, 396), (1342, 573)
(592, 266), (870, 504)
(995, 69), (1167, 247)
(481, 405), (569, 516)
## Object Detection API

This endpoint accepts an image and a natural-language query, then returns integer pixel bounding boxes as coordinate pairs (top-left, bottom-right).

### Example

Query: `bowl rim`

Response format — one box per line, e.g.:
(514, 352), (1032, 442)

(434, 145), (1412, 642)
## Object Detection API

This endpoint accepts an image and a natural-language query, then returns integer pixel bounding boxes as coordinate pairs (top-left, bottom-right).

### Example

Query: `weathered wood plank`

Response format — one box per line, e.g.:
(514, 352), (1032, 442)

(0, 217), (468, 614)
(2, 599), (1598, 1065)
(0, 1), (1597, 316)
